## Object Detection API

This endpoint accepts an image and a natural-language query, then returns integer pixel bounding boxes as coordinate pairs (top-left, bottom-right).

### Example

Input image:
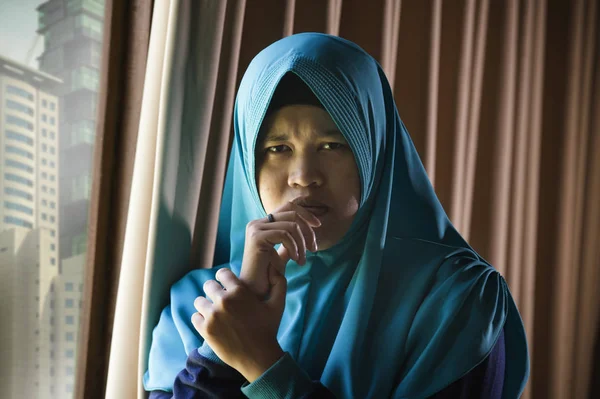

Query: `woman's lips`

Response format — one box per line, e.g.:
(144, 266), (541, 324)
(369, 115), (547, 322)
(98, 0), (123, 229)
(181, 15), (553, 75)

(300, 206), (329, 217)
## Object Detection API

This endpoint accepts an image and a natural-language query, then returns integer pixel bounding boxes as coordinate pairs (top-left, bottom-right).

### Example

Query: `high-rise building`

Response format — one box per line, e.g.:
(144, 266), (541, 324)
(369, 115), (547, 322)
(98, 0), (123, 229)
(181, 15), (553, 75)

(0, 54), (62, 397)
(36, 0), (105, 260)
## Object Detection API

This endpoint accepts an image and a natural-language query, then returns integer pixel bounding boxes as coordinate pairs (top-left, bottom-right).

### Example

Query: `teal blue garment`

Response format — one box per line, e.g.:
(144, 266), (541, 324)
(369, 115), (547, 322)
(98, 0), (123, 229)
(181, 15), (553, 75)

(143, 33), (529, 398)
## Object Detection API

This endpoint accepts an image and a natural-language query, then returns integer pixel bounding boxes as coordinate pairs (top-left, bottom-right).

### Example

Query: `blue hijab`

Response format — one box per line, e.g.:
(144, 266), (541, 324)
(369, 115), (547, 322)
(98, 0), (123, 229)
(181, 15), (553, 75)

(144, 33), (529, 398)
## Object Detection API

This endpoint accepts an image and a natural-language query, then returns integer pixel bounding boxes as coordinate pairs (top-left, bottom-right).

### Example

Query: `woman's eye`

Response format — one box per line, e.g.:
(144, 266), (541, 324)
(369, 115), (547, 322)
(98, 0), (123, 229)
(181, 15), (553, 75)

(322, 142), (344, 150)
(266, 145), (290, 153)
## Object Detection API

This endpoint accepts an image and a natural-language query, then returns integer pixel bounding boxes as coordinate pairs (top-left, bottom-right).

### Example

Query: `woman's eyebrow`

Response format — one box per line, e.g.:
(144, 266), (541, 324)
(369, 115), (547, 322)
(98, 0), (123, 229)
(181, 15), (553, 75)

(263, 129), (344, 142)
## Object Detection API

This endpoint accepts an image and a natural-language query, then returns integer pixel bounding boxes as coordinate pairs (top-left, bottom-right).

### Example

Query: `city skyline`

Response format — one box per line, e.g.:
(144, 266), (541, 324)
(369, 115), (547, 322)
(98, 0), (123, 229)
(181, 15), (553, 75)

(1, 1), (105, 397)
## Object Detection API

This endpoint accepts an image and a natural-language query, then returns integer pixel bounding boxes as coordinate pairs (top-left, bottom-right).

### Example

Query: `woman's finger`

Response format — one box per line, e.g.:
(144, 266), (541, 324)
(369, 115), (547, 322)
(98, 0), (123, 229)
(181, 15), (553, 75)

(265, 211), (317, 253)
(258, 229), (299, 263)
(193, 295), (212, 315)
(203, 280), (224, 302)
(215, 268), (240, 291)
(259, 221), (306, 264)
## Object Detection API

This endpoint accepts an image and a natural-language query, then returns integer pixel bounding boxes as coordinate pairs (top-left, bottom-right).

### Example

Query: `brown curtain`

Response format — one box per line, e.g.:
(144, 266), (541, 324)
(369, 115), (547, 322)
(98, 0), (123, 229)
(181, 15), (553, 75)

(86, 0), (599, 398)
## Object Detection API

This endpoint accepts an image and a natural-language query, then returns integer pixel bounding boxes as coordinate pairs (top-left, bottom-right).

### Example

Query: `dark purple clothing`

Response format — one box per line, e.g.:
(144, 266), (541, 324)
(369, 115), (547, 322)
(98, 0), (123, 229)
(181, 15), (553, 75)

(149, 330), (505, 399)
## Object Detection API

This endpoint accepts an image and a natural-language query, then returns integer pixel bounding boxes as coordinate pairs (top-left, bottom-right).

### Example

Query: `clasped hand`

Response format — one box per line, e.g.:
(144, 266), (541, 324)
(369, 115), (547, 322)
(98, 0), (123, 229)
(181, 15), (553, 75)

(191, 200), (321, 382)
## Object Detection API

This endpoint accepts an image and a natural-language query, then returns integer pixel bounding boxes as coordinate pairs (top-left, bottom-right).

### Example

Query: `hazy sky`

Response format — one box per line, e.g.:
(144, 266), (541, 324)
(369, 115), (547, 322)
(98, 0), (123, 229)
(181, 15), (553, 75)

(0, 0), (46, 69)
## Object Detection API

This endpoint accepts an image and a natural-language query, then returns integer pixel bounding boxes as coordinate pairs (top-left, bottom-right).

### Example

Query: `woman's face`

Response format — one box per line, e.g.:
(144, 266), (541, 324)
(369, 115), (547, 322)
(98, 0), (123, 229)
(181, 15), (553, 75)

(256, 105), (361, 251)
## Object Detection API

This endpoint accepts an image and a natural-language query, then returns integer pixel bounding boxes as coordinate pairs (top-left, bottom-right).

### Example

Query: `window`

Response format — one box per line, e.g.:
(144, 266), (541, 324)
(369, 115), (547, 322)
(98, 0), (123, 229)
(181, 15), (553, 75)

(4, 187), (33, 201)
(7, 85), (34, 101)
(6, 145), (34, 160)
(65, 299), (74, 308)
(4, 201), (34, 215)
(4, 216), (33, 229)
(5, 173), (33, 187)
(71, 233), (87, 255)
(5, 159), (33, 173)
(6, 99), (34, 116)
(2, 3), (107, 396)
(6, 130), (34, 145)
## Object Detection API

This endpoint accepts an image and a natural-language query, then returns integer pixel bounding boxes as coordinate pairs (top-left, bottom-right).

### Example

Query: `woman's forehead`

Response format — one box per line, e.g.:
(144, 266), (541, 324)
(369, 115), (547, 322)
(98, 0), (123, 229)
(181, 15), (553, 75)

(258, 105), (345, 141)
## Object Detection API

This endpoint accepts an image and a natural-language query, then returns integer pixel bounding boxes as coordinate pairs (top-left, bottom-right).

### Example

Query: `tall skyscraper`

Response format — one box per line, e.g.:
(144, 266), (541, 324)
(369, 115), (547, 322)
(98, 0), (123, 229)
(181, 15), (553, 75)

(0, 54), (61, 398)
(36, 0), (105, 260)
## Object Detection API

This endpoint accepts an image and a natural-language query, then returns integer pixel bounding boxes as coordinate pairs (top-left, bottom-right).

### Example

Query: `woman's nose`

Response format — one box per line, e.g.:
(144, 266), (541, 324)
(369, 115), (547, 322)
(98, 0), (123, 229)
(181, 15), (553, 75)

(287, 155), (324, 188)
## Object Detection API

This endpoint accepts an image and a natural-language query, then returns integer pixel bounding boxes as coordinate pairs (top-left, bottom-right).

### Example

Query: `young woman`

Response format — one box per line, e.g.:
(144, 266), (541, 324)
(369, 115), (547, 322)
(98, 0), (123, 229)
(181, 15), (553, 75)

(143, 33), (529, 398)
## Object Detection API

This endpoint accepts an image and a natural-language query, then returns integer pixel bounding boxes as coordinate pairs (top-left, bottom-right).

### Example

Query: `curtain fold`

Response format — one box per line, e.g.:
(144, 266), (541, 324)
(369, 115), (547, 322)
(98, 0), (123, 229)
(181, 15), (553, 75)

(102, 1), (600, 398)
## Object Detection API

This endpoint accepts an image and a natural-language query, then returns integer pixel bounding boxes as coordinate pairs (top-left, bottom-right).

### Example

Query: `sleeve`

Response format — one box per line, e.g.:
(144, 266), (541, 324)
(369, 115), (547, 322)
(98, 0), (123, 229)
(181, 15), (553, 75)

(241, 352), (336, 399)
(429, 328), (506, 399)
(151, 342), (337, 399)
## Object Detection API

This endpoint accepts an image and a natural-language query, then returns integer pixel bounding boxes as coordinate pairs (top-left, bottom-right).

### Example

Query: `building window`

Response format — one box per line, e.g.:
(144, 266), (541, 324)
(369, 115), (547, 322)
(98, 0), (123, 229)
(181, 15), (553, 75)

(49, 161), (55, 168)
(42, 128), (47, 137)
(50, 230), (56, 237)
(42, 199), (48, 206)
(7, 85), (33, 101)
(6, 99), (34, 116)
(5, 173), (33, 187)
(50, 131), (55, 139)
(42, 99), (47, 108)
(42, 213), (48, 220)
(49, 215), (55, 223)
(42, 114), (47, 122)
(4, 187), (33, 201)
(5, 159), (33, 173)
(50, 258), (56, 266)
(42, 144), (48, 152)
(3, 216), (33, 228)
(6, 130), (34, 145)
(50, 146), (55, 154)
(42, 185), (48, 192)
(4, 201), (34, 215)
(6, 145), (34, 160)
(66, 366), (74, 375)
(42, 158), (47, 165)
(50, 117), (55, 125)
(65, 316), (74, 325)
(50, 175), (55, 181)
(50, 201), (56, 209)
(50, 102), (56, 111)
(65, 282), (74, 291)
(50, 188), (56, 194)
(6, 115), (34, 131)
(65, 349), (74, 358)
(42, 172), (48, 179)
(50, 243), (55, 251)
(72, 232), (87, 255)
(66, 299), (74, 308)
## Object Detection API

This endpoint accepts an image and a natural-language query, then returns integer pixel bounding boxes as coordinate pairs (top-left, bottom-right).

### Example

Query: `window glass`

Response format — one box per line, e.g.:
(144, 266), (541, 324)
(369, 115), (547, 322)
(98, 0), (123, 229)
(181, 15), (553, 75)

(1, 2), (106, 398)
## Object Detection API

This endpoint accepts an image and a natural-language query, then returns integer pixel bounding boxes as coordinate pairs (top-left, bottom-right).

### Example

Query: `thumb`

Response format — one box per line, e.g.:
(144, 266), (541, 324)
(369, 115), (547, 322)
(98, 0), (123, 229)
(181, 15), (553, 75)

(266, 265), (287, 311)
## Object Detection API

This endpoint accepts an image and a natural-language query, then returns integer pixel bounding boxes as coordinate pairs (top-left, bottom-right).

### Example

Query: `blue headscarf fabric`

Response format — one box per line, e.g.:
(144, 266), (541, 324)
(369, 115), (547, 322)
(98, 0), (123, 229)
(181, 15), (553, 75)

(144, 33), (529, 398)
